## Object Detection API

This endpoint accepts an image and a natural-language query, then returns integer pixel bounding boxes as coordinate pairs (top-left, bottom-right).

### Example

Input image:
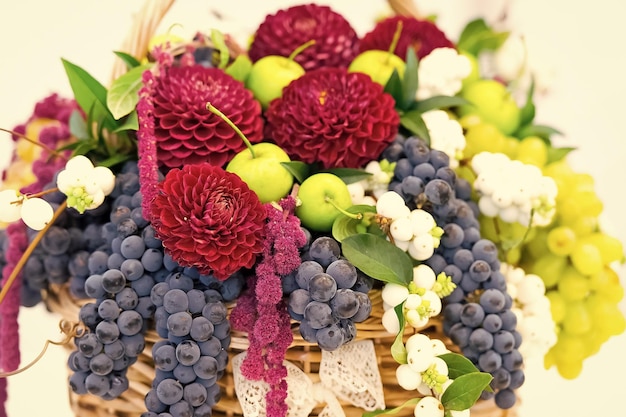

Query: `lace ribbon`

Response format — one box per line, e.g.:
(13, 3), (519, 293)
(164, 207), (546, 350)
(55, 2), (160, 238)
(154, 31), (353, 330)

(232, 340), (386, 417)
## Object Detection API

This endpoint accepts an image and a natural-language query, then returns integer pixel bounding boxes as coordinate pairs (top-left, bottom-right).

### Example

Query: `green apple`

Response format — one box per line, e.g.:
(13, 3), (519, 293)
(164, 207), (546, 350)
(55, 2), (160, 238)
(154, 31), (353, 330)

(348, 50), (406, 86)
(246, 40), (315, 109)
(459, 50), (480, 91)
(246, 55), (305, 109)
(296, 173), (353, 232)
(226, 142), (294, 203)
(458, 79), (521, 136)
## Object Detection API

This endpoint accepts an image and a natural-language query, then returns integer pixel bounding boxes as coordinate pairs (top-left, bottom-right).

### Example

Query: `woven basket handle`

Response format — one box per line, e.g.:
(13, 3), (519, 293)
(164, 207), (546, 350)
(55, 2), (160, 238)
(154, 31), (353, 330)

(110, 0), (421, 81)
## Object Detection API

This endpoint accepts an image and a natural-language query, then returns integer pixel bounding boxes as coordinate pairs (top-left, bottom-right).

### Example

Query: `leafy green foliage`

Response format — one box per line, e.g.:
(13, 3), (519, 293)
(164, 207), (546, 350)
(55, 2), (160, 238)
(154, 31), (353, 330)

(457, 18), (510, 56)
(210, 29), (230, 69)
(440, 372), (492, 411)
(340, 233), (413, 286)
(332, 205), (380, 242)
(391, 302), (408, 363)
(107, 63), (153, 120)
(113, 51), (141, 70)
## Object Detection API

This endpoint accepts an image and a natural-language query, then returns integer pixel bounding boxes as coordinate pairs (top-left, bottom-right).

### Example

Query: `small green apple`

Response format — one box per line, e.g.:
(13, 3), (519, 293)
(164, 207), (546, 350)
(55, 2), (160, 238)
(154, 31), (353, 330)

(226, 142), (294, 203)
(459, 50), (480, 91)
(296, 173), (353, 232)
(458, 79), (521, 136)
(246, 55), (305, 109)
(246, 40), (315, 109)
(348, 49), (406, 86)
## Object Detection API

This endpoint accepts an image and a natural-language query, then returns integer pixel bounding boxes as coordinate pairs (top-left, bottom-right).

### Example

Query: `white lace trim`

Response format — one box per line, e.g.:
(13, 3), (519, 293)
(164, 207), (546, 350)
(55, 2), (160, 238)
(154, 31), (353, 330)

(232, 340), (385, 417)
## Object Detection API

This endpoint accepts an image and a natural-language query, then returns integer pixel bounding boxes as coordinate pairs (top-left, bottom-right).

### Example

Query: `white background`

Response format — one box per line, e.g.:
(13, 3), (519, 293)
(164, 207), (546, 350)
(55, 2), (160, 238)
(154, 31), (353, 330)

(1, 0), (625, 416)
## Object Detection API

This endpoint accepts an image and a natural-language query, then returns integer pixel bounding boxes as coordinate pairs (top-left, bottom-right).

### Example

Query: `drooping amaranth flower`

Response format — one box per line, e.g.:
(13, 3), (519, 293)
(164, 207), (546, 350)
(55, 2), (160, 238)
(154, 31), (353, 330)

(150, 163), (266, 279)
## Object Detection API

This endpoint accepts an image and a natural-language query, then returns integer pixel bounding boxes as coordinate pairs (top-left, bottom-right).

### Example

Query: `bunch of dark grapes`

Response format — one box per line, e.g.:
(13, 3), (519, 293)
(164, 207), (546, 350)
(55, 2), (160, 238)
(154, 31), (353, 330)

(143, 268), (234, 417)
(68, 162), (163, 399)
(19, 182), (111, 306)
(283, 235), (374, 351)
(382, 134), (524, 409)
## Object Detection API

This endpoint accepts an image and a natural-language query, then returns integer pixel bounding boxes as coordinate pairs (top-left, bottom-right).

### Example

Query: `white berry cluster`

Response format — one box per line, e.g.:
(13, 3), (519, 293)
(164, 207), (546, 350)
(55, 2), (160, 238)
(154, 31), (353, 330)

(376, 191), (444, 261)
(471, 151), (557, 226)
(502, 263), (557, 360)
(381, 264), (455, 333)
(421, 110), (466, 169)
(416, 47), (472, 101)
(348, 160), (395, 205)
(56, 155), (115, 214)
(0, 189), (54, 230)
(0, 155), (115, 230)
(396, 333), (470, 417)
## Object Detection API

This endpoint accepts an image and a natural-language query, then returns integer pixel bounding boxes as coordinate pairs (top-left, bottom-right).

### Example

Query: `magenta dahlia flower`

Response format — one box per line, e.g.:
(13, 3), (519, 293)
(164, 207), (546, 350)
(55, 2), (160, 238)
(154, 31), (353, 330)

(264, 67), (399, 169)
(152, 65), (263, 168)
(359, 16), (455, 60)
(248, 4), (359, 71)
(150, 163), (266, 279)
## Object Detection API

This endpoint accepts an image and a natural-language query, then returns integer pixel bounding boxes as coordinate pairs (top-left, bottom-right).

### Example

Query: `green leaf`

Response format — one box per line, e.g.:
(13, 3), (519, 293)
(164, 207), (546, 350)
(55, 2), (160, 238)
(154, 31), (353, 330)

(225, 55), (253, 83)
(69, 109), (89, 139)
(362, 398), (420, 417)
(62, 58), (114, 129)
(113, 110), (139, 132)
(391, 302), (408, 364)
(400, 110), (430, 144)
(438, 353), (480, 379)
(547, 146), (576, 164)
(384, 69), (404, 107)
(107, 63), (153, 120)
(340, 233), (413, 285)
(456, 18), (509, 56)
(280, 161), (313, 184)
(401, 47), (418, 110)
(332, 205), (378, 242)
(441, 372), (493, 411)
(322, 167), (372, 184)
(415, 95), (471, 113)
(113, 51), (141, 70)
(98, 152), (133, 168)
(211, 29), (230, 69)
(515, 124), (563, 141)
(518, 77), (536, 127)
(69, 139), (99, 157)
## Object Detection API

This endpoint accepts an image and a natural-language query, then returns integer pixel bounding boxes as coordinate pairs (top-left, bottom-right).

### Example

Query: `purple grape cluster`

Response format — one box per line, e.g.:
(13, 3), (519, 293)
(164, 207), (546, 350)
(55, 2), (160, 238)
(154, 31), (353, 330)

(285, 235), (374, 351)
(18, 184), (111, 306)
(143, 270), (231, 417)
(382, 135), (524, 409)
(68, 163), (164, 400)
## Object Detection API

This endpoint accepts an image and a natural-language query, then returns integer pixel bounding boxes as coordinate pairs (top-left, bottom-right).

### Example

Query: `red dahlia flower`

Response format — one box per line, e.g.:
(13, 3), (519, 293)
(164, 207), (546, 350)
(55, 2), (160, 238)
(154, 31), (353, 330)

(248, 4), (359, 71)
(359, 16), (455, 60)
(152, 65), (263, 168)
(264, 67), (399, 169)
(151, 163), (266, 279)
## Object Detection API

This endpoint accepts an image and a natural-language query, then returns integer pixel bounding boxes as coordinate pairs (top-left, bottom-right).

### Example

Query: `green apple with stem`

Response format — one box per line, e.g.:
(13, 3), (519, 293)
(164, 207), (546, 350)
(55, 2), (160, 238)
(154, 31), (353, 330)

(348, 21), (406, 86)
(296, 173), (359, 232)
(246, 40), (315, 109)
(207, 102), (294, 203)
(458, 79), (521, 136)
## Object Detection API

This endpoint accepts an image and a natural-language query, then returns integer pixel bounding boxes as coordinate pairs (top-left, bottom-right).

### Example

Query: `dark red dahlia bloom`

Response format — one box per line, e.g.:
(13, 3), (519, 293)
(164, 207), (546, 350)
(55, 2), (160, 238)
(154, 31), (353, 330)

(152, 65), (263, 168)
(151, 163), (266, 279)
(264, 67), (399, 169)
(248, 4), (359, 71)
(359, 16), (455, 60)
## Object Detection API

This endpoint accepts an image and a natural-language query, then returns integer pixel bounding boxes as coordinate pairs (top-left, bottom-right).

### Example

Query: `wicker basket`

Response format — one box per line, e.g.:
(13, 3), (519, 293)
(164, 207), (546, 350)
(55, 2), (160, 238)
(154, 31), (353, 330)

(44, 1), (521, 416)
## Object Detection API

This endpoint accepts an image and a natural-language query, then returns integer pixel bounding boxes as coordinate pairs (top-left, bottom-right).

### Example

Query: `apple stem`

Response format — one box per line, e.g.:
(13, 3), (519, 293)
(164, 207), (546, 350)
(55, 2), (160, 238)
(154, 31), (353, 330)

(288, 40), (316, 62)
(324, 196), (363, 220)
(206, 102), (256, 159)
(386, 20), (404, 63)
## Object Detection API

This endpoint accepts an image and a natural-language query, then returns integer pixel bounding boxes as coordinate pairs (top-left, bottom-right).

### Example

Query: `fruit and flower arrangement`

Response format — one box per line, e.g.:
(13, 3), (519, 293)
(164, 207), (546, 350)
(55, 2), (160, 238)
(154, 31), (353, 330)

(0, 2), (624, 417)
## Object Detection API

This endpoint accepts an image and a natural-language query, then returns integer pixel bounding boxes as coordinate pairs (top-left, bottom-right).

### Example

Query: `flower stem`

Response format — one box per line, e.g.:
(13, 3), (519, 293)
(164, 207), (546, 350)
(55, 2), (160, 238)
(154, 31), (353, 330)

(0, 200), (67, 306)
(288, 40), (316, 62)
(206, 102), (255, 158)
(0, 127), (65, 160)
